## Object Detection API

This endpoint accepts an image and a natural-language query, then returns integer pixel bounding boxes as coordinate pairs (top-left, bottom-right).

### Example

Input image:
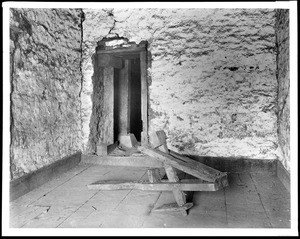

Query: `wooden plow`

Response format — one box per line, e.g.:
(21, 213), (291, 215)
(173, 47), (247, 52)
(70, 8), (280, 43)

(87, 130), (229, 216)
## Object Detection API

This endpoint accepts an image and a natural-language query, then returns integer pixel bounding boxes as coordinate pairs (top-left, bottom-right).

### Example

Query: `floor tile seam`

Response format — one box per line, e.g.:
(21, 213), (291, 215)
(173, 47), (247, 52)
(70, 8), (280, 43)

(55, 189), (101, 228)
(27, 164), (93, 207)
(223, 189), (229, 226)
(58, 169), (148, 226)
(249, 172), (273, 228)
(112, 170), (148, 211)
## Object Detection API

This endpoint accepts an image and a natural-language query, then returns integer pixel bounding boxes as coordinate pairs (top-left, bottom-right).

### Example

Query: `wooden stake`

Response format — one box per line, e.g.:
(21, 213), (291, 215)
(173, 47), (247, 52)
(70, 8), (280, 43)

(164, 164), (186, 206)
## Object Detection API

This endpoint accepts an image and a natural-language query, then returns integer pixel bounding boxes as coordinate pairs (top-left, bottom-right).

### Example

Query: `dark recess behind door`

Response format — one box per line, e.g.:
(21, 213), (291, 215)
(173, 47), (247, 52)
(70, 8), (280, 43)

(130, 58), (142, 141)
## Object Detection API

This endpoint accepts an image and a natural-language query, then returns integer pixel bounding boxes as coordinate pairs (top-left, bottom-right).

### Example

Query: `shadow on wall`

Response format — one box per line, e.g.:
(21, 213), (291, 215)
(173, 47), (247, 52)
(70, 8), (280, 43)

(186, 154), (277, 174)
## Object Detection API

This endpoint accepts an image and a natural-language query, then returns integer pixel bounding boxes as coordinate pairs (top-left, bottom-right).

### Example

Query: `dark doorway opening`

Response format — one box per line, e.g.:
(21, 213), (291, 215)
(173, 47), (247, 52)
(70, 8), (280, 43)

(113, 68), (120, 143)
(129, 58), (142, 142)
(112, 57), (142, 143)
(95, 39), (148, 154)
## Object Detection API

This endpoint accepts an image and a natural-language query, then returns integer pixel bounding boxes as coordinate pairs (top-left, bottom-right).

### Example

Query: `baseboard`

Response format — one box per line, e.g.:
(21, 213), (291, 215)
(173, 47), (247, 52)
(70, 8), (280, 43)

(186, 155), (278, 175)
(10, 151), (82, 202)
(277, 160), (290, 192)
(81, 154), (163, 168)
(81, 153), (278, 175)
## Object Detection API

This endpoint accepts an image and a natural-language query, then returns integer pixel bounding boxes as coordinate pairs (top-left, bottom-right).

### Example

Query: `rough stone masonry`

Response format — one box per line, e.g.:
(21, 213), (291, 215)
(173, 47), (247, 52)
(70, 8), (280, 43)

(9, 8), (290, 179)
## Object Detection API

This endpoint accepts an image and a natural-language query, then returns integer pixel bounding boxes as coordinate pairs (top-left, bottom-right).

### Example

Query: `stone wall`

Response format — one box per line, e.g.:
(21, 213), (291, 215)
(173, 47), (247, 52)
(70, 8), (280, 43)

(82, 8), (278, 160)
(276, 9), (290, 172)
(10, 8), (83, 179)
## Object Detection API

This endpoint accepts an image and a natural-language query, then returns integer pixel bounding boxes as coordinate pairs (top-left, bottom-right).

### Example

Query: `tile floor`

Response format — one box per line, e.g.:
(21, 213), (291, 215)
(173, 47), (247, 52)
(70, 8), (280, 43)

(9, 162), (291, 229)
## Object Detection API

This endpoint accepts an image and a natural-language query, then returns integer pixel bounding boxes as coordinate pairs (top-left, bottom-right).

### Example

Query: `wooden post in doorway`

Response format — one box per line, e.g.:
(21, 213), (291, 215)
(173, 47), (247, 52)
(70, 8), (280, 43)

(140, 51), (148, 145)
(103, 67), (114, 146)
(118, 59), (131, 136)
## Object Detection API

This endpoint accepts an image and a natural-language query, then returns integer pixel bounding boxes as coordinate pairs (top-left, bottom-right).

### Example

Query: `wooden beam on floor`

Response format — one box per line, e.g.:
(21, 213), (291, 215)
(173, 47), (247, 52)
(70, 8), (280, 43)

(152, 202), (193, 217)
(138, 146), (227, 182)
(147, 168), (161, 183)
(87, 179), (223, 191)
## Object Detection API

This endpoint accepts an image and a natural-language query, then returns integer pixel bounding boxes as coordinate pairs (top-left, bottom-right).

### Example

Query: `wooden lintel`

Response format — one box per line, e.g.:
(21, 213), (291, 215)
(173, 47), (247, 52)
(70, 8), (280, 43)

(98, 54), (123, 69)
(87, 179), (221, 191)
(138, 146), (226, 183)
(97, 46), (146, 55)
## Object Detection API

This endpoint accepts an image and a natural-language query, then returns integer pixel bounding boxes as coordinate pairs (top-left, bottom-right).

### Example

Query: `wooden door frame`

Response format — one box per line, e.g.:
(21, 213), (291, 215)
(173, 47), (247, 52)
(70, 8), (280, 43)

(97, 41), (149, 145)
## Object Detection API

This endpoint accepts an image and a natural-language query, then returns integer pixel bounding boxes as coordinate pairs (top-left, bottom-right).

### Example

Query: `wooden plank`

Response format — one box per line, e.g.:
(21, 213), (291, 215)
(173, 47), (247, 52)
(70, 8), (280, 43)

(87, 179), (220, 191)
(96, 143), (108, 156)
(149, 130), (169, 153)
(98, 54), (123, 69)
(169, 150), (223, 176)
(118, 59), (131, 135)
(149, 130), (167, 148)
(164, 164), (186, 206)
(96, 142), (118, 156)
(153, 202), (193, 216)
(103, 67), (114, 145)
(164, 164), (179, 182)
(158, 144), (169, 153)
(147, 168), (161, 183)
(81, 154), (164, 168)
(140, 51), (148, 145)
(139, 146), (226, 182)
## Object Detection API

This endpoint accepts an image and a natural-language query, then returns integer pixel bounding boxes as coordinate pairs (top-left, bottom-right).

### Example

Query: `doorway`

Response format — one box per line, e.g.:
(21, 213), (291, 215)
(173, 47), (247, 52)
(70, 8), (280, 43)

(129, 58), (142, 141)
(113, 57), (142, 142)
(96, 40), (148, 150)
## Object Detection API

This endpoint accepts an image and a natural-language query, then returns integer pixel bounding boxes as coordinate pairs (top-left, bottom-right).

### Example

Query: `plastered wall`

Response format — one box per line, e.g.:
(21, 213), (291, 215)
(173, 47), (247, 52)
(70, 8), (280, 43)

(10, 8), (83, 179)
(81, 8), (278, 160)
(276, 9), (290, 172)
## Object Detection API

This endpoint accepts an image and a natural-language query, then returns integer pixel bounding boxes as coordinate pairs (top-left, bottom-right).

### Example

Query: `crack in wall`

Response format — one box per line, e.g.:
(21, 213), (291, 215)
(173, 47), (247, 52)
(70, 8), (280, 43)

(107, 19), (118, 37)
(103, 9), (124, 38)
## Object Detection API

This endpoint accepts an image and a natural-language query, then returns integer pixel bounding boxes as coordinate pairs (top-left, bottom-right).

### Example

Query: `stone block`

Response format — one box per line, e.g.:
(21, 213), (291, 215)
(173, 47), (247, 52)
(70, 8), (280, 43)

(96, 143), (108, 156)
